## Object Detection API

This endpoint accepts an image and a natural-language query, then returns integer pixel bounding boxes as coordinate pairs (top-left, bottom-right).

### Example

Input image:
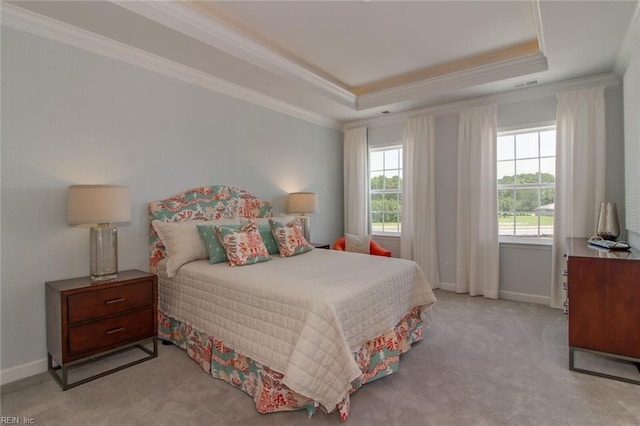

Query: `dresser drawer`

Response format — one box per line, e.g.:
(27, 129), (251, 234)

(68, 308), (155, 358)
(67, 280), (153, 324)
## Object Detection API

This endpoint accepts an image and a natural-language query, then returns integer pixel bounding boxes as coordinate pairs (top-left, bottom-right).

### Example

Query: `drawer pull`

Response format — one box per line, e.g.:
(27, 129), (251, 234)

(106, 327), (125, 335)
(105, 298), (125, 305)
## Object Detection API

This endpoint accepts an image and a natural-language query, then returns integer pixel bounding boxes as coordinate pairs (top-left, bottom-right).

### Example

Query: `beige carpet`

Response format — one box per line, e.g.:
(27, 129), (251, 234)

(2, 290), (639, 425)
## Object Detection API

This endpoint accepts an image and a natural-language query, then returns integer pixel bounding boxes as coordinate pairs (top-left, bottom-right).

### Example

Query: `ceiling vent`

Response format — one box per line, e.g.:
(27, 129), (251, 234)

(513, 80), (539, 89)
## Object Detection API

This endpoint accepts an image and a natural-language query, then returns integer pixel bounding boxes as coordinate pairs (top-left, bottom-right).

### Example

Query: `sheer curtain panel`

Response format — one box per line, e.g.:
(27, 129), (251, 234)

(456, 105), (499, 299)
(343, 127), (369, 235)
(551, 87), (606, 309)
(401, 115), (440, 288)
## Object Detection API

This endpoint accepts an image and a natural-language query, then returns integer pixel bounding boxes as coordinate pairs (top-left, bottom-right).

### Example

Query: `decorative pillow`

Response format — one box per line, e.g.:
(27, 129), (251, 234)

(240, 217), (292, 255)
(214, 219), (271, 266)
(197, 224), (240, 264)
(152, 219), (240, 277)
(257, 224), (280, 255)
(269, 217), (313, 257)
(345, 233), (371, 254)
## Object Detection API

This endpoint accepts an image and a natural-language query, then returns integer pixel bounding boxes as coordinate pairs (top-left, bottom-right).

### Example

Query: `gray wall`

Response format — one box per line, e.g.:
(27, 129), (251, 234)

(1, 28), (343, 375)
(368, 85), (626, 303)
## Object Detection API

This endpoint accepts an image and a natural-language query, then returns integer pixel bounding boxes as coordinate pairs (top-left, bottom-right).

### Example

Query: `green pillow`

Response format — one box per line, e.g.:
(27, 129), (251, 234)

(258, 223), (280, 255)
(197, 224), (239, 264)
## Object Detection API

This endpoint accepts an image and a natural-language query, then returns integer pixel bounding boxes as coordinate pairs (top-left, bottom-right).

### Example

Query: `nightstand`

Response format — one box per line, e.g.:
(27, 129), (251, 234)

(46, 270), (158, 390)
(312, 243), (330, 249)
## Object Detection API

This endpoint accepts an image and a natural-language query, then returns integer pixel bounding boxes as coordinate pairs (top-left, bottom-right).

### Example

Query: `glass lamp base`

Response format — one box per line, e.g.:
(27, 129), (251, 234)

(91, 272), (118, 282)
(90, 224), (118, 282)
(299, 215), (311, 243)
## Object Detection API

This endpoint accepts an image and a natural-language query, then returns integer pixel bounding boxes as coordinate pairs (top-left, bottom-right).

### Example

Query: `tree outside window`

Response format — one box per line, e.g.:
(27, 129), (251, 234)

(370, 146), (402, 234)
(497, 127), (556, 239)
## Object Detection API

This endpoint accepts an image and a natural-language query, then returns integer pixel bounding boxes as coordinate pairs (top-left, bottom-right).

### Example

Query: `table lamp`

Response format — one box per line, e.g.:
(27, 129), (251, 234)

(67, 185), (131, 281)
(288, 192), (318, 243)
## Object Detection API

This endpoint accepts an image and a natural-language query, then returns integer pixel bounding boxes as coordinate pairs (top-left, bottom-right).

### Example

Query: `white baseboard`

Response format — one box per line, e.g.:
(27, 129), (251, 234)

(499, 290), (550, 305)
(435, 282), (550, 306)
(439, 281), (457, 292)
(0, 358), (48, 386)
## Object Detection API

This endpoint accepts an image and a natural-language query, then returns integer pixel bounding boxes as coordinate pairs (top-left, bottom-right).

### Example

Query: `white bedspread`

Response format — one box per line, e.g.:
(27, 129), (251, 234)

(158, 249), (436, 410)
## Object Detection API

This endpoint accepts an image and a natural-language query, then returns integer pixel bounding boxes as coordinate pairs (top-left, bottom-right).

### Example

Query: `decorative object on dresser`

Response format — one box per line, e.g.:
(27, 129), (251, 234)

(46, 270), (158, 390)
(596, 201), (620, 241)
(67, 185), (132, 281)
(565, 237), (640, 385)
(288, 191), (318, 242)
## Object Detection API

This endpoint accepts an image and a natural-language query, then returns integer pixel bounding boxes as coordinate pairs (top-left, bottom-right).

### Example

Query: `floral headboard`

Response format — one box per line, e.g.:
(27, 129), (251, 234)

(148, 186), (272, 272)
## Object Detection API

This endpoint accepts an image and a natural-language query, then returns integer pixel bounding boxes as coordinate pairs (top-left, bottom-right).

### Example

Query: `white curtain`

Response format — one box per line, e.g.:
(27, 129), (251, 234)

(401, 115), (440, 288)
(551, 87), (606, 309)
(343, 127), (369, 235)
(456, 105), (499, 299)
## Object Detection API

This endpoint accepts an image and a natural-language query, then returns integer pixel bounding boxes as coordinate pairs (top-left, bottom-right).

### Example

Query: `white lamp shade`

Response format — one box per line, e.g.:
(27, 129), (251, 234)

(67, 185), (132, 224)
(288, 192), (318, 214)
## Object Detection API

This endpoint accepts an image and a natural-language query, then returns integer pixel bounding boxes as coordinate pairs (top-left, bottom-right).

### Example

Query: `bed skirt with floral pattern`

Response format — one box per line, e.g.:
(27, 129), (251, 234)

(158, 307), (425, 421)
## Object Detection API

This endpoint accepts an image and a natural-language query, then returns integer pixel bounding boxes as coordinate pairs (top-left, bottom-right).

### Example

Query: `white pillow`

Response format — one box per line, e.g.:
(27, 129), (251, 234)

(152, 218), (240, 277)
(345, 233), (371, 254)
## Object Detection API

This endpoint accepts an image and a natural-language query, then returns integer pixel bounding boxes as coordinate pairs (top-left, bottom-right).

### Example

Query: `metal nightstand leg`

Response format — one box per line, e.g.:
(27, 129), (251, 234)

(49, 337), (158, 391)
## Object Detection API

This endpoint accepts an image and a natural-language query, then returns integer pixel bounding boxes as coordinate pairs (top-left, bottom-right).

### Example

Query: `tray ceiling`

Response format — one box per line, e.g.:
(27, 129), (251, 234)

(4, 1), (639, 125)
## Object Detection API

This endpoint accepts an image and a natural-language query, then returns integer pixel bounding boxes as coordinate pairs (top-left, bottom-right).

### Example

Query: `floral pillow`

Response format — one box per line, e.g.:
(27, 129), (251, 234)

(241, 218), (293, 255)
(214, 219), (271, 266)
(269, 217), (313, 257)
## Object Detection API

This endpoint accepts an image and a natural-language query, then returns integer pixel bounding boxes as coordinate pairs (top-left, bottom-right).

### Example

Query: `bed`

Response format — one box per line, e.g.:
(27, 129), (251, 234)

(149, 186), (437, 421)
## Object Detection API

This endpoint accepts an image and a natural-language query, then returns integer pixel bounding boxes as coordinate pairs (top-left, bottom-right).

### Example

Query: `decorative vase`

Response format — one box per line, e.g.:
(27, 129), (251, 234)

(596, 202), (620, 241)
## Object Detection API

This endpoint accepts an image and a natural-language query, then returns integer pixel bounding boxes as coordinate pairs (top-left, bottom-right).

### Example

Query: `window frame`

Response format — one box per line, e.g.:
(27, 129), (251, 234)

(497, 123), (556, 245)
(369, 144), (403, 236)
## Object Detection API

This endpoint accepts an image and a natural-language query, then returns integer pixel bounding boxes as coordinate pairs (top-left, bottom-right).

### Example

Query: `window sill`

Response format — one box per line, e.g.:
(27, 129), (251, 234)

(499, 237), (552, 248)
(371, 233), (400, 239)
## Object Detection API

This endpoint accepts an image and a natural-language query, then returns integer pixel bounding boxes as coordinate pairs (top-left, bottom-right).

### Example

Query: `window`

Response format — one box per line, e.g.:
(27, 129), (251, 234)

(497, 126), (556, 240)
(369, 145), (402, 234)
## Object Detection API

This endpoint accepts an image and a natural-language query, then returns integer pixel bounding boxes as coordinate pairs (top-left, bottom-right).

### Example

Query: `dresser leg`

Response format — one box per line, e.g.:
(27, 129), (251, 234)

(569, 347), (575, 370)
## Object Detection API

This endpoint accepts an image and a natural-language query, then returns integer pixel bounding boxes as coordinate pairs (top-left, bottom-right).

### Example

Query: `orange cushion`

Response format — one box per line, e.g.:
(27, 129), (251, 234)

(333, 237), (392, 257)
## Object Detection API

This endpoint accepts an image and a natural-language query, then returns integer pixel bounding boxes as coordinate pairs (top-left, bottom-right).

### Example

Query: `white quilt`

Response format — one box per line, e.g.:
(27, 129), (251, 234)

(158, 249), (437, 410)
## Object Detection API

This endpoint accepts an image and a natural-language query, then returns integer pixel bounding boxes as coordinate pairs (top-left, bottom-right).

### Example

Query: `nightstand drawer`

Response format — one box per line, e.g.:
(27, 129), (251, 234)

(68, 308), (154, 357)
(67, 280), (153, 324)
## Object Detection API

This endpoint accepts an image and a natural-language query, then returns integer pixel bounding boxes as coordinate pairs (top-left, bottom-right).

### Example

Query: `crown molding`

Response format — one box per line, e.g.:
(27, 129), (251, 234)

(354, 40), (541, 96)
(112, 0), (357, 109)
(356, 52), (548, 111)
(344, 72), (620, 130)
(530, 0), (546, 55)
(614, 1), (640, 76)
(112, 1), (552, 113)
(1, 3), (341, 130)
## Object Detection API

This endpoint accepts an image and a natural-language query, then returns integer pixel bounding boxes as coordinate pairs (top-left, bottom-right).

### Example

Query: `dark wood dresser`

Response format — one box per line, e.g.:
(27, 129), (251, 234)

(46, 269), (158, 390)
(566, 237), (640, 384)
